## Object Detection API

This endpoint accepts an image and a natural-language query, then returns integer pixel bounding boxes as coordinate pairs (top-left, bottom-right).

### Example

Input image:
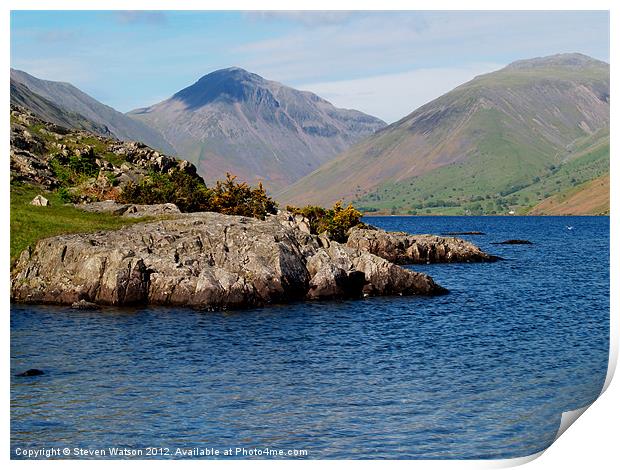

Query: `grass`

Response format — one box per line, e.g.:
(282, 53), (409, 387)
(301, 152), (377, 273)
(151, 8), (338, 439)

(10, 184), (153, 264)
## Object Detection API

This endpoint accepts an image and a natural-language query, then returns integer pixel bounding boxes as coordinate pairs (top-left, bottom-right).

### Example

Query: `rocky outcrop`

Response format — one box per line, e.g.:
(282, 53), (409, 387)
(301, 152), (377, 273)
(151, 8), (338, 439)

(346, 228), (499, 264)
(11, 212), (446, 310)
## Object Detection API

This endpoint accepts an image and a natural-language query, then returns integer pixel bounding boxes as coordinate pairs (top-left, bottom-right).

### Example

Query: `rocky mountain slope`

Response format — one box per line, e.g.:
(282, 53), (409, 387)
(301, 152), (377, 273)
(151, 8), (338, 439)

(11, 69), (174, 154)
(10, 105), (199, 201)
(278, 53), (609, 215)
(128, 67), (386, 191)
(11, 79), (112, 136)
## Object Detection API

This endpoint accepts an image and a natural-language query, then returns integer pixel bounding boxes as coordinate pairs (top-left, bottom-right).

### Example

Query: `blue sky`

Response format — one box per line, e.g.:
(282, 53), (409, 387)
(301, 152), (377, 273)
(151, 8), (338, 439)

(10, 10), (610, 123)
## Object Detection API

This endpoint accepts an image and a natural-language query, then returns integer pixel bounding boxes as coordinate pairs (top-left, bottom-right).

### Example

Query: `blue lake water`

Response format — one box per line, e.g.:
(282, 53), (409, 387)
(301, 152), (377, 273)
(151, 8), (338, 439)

(11, 216), (610, 459)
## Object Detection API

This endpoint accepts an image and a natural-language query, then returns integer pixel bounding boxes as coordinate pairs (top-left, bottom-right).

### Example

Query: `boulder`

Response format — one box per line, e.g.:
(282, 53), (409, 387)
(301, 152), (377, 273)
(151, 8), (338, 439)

(11, 212), (446, 310)
(346, 227), (499, 264)
(30, 195), (49, 207)
(75, 200), (131, 215)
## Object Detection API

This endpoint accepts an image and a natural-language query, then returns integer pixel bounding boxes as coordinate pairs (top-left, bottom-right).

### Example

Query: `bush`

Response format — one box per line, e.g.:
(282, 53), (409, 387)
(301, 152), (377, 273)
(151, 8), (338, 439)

(287, 201), (364, 242)
(119, 172), (278, 219)
(58, 186), (73, 203)
(49, 153), (99, 186)
(119, 170), (212, 213)
(209, 173), (278, 219)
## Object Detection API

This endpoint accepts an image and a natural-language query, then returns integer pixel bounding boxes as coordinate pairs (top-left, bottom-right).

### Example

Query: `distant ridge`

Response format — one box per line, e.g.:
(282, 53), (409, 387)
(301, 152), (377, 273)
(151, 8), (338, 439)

(11, 79), (112, 136)
(10, 69), (174, 154)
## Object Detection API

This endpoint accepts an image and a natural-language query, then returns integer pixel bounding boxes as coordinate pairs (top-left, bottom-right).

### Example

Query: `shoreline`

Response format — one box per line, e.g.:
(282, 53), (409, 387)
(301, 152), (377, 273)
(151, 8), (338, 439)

(361, 213), (610, 217)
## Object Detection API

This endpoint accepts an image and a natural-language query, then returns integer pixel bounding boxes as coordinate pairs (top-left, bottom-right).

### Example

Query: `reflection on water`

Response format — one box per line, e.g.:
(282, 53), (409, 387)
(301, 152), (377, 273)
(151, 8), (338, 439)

(11, 216), (609, 459)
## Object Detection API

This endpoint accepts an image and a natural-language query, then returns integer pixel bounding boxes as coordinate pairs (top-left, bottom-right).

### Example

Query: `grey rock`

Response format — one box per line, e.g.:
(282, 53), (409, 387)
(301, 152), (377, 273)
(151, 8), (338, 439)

(11, 212), (446, 310)
(270, 211), (312, 234)
(346, 227), (500, 264)
(122, 203), (181, 218)
(75, 201), (181, 218)
(10, 148), (58, 188)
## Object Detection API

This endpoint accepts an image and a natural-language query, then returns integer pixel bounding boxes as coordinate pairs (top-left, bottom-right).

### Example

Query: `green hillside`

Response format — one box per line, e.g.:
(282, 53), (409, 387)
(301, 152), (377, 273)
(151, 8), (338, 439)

(355, 129), (609, 215)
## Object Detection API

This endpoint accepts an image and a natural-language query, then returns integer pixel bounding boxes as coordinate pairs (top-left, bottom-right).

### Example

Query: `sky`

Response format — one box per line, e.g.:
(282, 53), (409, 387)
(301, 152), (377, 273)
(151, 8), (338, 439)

(10, 10), (610, 123)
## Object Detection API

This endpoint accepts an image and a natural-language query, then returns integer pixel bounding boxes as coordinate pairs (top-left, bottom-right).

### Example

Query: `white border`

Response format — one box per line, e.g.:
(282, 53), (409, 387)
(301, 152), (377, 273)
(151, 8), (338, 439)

(2, 1), (616, 468)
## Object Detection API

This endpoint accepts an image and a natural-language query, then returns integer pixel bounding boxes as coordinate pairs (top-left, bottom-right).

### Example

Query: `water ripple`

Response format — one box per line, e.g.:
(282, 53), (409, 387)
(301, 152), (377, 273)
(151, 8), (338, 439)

(11, 216), (609, 459)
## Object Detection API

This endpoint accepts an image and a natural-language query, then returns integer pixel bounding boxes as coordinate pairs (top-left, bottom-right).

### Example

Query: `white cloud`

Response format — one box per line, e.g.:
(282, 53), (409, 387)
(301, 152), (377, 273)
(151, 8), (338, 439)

(113, 11), (167, 25)
(233, 11), (609, 85)
(35, 30), (80, 43)
(244, 11), (355, 27)
(299, 63), (505, 123)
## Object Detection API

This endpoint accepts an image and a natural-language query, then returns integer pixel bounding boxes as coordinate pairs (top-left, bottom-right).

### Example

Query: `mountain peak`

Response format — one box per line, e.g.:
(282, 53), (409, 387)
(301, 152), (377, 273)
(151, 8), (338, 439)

(505, 53), (607, 70)
(199, 66), (263, 82)
(172, 67), (270, 109)
(129, 68), (386, 191)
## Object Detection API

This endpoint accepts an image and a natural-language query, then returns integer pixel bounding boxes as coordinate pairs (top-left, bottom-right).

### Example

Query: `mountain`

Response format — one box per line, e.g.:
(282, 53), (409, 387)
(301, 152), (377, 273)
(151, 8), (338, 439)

(10, 69), (174, 154)
(10, 79), (112, 136)
(128, 67), (386, 191)
(278, 53), (609, 215)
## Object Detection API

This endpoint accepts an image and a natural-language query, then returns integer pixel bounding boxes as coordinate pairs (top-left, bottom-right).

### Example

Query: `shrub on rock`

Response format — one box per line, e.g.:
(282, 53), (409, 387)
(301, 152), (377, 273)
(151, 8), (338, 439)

(287, 201), (364, 242)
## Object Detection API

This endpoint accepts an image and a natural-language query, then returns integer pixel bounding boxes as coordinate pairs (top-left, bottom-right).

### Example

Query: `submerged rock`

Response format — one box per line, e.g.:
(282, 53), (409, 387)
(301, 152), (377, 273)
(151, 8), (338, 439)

(11, 212), (446, 310)
(491, 239), (533, 245)
(346, 228), (499, 264)
(71, 299), (101, 310)
(16, 369), (44, 377)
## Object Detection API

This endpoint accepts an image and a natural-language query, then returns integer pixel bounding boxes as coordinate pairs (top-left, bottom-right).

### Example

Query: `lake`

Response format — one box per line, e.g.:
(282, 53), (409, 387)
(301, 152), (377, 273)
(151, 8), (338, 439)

(10, 216), (610, 459)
